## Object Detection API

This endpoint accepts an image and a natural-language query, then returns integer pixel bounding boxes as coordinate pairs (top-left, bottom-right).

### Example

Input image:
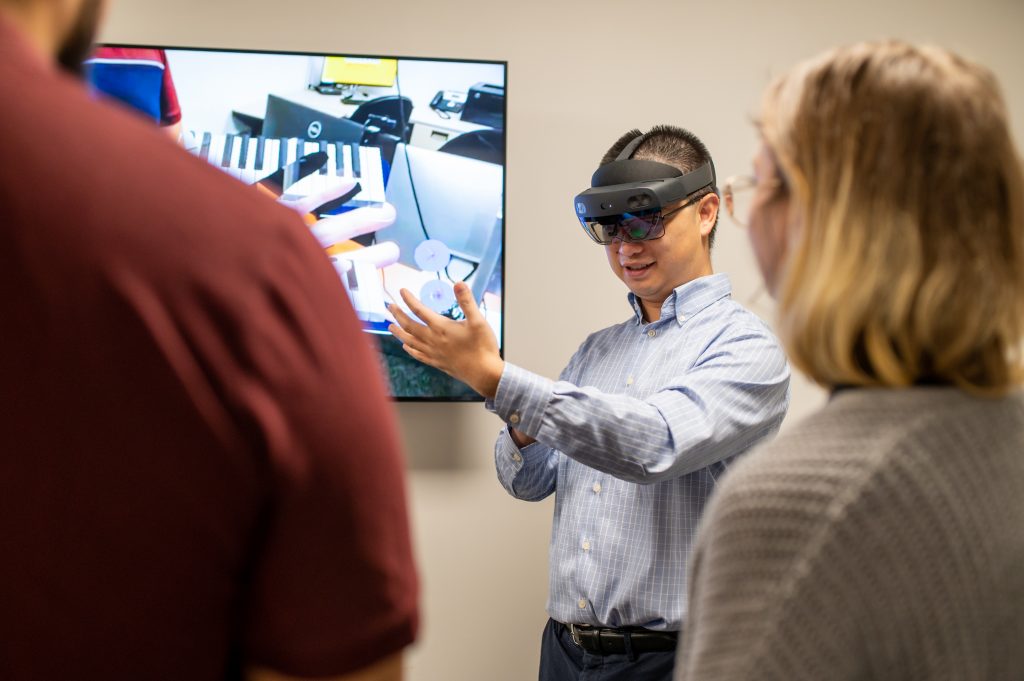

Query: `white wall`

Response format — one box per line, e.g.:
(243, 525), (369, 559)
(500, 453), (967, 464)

(102, 1), (1024, 679)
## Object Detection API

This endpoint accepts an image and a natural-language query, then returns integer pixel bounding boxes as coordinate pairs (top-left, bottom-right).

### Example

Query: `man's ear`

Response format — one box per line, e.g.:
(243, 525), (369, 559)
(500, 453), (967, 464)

(698, 192), (720, 237)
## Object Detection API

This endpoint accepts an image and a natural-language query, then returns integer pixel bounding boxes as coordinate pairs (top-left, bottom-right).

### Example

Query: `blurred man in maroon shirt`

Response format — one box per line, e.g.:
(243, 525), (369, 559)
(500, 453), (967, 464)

(0, 1), (418, 680)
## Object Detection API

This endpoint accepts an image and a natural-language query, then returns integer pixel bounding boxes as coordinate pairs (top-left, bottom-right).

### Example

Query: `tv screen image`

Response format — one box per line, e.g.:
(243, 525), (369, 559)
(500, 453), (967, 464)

(84, 46), (507, 401)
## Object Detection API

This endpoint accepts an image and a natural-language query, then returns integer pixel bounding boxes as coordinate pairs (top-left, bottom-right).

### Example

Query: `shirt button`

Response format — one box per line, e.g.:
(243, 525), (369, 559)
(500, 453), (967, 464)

(626, 375), (634, 386)
(581, 539), (591, 551)
(592, 482), (602, 494)
(512, 452), (523, 463)
(509, 412), (521, 425)
(578, 598), (587, 609)
(647, 329), (657, 338)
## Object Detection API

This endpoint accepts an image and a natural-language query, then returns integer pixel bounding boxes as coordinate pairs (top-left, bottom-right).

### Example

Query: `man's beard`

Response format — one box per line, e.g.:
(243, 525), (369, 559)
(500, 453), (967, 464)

(56, 0), (104, 77)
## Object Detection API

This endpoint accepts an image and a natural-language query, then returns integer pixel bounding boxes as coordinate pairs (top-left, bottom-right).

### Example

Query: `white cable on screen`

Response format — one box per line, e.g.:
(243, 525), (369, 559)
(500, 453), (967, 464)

(336, 241), (401, 268)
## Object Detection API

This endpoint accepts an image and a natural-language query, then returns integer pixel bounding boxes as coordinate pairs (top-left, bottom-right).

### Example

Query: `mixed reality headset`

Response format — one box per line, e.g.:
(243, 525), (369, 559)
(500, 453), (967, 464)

(573, 134), (716, 245)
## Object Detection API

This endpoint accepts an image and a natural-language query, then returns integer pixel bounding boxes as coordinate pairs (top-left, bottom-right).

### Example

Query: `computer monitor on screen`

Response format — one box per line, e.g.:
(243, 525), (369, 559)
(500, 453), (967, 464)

(378, 143), (502, 297)
(262, 94), (364, 143)
(86, 45), (506, 401)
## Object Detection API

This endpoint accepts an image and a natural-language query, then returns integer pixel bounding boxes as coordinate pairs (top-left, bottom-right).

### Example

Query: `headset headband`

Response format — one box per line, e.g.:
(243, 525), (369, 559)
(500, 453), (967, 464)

(591, 133), (716, 191)
(573, 131), (717, 222)
(616, 133), (646, 160)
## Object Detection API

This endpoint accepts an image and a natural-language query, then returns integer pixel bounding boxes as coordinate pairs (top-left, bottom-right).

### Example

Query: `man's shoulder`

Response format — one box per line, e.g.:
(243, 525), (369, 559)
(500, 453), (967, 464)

(3, 60), (306, 265)
(709, 296), (775, 333)
(684, 297), (786, 366)
(0, 54), (336, 356)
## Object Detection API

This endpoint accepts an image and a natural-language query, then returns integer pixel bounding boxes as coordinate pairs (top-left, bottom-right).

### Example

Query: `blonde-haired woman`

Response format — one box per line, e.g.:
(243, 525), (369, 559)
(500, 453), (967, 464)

(675, 41), (1024, 680)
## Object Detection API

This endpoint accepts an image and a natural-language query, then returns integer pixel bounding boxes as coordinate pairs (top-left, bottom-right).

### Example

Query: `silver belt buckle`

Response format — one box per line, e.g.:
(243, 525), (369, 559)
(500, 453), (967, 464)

(569, 623), (582, 647)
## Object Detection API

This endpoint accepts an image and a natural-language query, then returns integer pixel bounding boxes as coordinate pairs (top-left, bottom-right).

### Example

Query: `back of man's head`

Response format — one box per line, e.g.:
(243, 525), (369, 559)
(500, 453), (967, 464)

(601, 125), (719, 247)
(0, 0), (105, 74)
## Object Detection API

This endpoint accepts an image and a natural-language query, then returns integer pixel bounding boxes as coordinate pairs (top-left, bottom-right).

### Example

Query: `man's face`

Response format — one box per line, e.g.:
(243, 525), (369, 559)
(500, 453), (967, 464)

(57, 0), (105, 76)
(604, 194), (716, 320)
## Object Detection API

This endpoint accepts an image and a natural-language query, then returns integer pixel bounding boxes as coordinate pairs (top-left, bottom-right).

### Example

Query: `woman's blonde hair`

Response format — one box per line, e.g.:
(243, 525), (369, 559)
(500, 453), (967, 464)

(761, 41), (1024, 395)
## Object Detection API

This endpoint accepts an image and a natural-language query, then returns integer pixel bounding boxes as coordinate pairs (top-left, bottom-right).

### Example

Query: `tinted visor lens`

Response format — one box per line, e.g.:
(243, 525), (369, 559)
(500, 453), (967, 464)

(579, 209), (665, 244)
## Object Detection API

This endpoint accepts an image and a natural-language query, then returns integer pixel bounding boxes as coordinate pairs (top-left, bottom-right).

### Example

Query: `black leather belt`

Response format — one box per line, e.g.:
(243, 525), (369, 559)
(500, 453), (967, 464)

(561, 622), (678, 655)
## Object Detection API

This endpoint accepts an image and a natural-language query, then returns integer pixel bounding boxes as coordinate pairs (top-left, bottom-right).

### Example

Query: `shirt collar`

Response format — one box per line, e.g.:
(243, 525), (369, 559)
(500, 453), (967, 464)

(627, 273), (733, 326)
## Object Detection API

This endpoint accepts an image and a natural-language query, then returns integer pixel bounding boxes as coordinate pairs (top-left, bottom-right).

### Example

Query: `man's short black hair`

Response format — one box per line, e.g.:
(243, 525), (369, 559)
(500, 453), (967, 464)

(601, 125), (719, 248)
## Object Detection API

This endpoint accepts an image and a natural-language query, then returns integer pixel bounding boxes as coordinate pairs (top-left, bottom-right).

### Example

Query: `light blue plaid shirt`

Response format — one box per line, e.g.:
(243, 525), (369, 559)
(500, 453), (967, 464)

(488, 273), (790, 631)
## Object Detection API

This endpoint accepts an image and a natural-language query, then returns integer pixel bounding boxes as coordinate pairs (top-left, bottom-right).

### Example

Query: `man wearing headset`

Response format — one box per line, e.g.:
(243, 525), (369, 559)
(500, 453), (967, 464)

(391, 125), (790, 680)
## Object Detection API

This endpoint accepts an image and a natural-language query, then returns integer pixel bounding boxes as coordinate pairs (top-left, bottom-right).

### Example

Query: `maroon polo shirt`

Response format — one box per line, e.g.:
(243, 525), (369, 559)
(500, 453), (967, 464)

(0, 17), (417, 681)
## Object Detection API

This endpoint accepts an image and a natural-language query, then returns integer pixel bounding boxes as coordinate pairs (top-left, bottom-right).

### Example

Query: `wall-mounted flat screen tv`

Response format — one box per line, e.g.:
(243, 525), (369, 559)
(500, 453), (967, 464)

(84, 45), (507, 400)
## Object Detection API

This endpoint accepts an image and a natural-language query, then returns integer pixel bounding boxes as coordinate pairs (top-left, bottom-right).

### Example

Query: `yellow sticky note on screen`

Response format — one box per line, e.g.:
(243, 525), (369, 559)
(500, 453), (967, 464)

(322, 57), (397, 87)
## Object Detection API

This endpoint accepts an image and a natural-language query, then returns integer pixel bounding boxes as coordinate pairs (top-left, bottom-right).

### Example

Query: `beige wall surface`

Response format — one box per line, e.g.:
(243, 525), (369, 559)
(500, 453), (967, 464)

(102, 1), (1023, 678)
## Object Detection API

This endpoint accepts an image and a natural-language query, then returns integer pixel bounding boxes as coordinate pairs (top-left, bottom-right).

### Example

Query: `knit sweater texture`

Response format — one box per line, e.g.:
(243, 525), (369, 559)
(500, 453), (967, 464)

(676, 387), (1024, 680)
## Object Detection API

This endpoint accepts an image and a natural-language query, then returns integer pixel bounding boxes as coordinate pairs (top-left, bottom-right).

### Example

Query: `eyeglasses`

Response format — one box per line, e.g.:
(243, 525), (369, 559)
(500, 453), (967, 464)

(579, 198), (695, 245)
(722, 174), (783, 228)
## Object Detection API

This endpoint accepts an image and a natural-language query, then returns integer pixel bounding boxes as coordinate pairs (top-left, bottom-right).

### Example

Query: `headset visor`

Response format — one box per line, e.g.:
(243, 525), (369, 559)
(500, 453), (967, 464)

(579, 208), (669, 245)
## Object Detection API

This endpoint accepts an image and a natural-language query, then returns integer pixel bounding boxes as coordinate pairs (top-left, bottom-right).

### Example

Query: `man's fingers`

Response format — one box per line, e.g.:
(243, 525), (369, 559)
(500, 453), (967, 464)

(387, 323), (437, 367)
(387, 304), (423, 338)
(310, 203), (397, 248)
(389, 327), (421, 352)
(402, 343), (434, 368)
(398, 288), (446, 327)
(452, 281), (484, 322)
(279, 176), (358, 215)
